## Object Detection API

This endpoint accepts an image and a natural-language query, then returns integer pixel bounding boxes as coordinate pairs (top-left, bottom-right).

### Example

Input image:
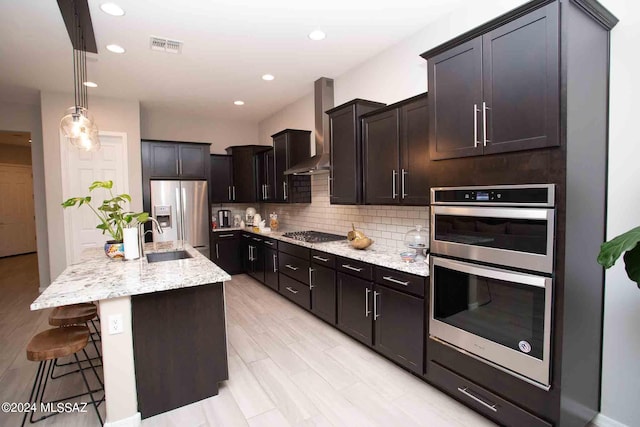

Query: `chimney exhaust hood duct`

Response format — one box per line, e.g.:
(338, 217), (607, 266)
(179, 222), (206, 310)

(284, 77), (334, 175)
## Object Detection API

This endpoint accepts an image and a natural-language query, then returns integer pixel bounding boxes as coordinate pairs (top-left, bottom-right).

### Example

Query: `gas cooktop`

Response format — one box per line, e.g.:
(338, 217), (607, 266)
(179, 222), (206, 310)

(282, 230), (345, 243)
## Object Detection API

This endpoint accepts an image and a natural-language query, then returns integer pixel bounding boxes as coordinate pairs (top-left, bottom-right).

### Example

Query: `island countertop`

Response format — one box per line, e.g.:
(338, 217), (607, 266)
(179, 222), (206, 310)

(31, 241), (232, 310)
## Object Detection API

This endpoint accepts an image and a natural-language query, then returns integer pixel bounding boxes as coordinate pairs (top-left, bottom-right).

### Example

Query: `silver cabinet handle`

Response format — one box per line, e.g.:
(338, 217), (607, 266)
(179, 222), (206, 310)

(365, 288), (371, 317)
(285, 264), (299, 271)
(473, 104), (480, 148)
(373, 291), (380, 320)
(264, 241), (274, 246)
(218, 233), (234, 238)
(382, 276), (410, 286)
(286, 286), (298, 295)
(252, 237), (262, 242)
(401, 169), (407, 199)
(242, 234), (250, 238)
(392, 170), (398, 199)
(313, 255), (329, 262)
(342, 264), (363, 272)
(273, 254), (278, 272)
(457, 387), (497, 412)
(232, 186), (236, 201)
(215, 243), (219, 259)
(248, 245), (254, 261)
(176, 158), (180, 176)
(482, 101), (490, 146)
(179, 158), (183, 176)
(283, 181), (288, 200)
(309, 267), (315, 289)
(328, 175), (332, 197)
(228, 186), (232, 201)
(263, 184), (267, 200)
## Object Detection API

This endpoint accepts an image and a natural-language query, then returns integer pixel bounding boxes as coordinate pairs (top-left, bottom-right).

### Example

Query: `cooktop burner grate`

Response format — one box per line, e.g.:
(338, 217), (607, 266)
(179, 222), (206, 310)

(282, 230), (345, 243)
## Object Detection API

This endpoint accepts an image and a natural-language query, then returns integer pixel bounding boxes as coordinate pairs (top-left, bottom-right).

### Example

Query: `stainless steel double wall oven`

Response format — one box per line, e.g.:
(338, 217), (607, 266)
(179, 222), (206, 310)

(429, 184), (555, 389)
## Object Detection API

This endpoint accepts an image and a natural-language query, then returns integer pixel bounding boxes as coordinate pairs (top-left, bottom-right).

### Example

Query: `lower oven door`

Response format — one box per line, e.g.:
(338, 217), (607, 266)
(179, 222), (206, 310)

(430, 256), (552, 389)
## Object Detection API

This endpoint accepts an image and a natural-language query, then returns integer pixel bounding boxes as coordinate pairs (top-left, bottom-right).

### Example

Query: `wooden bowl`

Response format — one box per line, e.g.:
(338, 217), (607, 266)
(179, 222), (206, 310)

(350, 237), (373, 250)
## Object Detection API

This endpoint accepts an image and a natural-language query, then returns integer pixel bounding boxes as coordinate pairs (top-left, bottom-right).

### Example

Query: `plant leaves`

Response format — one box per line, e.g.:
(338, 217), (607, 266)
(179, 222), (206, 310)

(89, 180), (113, 191)
(597, 226), (640, 269)
(623, 245), (640, 287)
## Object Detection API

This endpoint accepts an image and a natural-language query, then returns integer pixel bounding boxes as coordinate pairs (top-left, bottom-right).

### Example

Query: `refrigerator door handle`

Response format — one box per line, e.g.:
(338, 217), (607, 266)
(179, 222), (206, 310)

(175, 187), (183, 240)
(182, 187), (188, 243)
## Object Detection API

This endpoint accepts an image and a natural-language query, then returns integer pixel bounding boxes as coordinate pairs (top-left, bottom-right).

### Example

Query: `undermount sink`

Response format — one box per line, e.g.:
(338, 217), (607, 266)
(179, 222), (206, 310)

(146, 250), (192, 263)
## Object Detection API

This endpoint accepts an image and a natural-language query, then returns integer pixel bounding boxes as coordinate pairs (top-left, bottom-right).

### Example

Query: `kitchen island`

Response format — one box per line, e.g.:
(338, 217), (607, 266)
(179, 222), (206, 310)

(31, 241), (232, 427)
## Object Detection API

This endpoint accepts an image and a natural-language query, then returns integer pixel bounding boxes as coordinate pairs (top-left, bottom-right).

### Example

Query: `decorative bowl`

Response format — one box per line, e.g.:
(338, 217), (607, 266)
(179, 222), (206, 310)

(104, 240), (125, 259)
(350, 237), (373, 250)
(400, 251), (417, 263)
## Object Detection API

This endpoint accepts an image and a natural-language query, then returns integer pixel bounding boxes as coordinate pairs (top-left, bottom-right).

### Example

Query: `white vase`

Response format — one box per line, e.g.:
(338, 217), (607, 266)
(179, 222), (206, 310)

(123, 227), (140, 260)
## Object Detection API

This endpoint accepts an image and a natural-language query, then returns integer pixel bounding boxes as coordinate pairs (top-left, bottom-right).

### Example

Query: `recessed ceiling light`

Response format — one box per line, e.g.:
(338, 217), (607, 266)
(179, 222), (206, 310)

(106, 44), (126, 54)
(308, 30), (326, 41)
(83, 81), (98, 88)
(262, 74), (275, 81)
(234, 100), (245, 106)
(100, 3), (125, 16)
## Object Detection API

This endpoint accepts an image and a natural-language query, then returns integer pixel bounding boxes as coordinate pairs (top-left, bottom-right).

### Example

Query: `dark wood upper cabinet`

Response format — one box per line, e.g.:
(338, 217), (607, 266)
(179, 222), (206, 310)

(256, 149), (275, 202)
(327, 99), (386, 205)
(363, 94), (429, 205)
(271, 129), (312, 204)
(143, 140), (210, 180)
(210, 155), (233, 203)
(224, 145), (271, 203)
(424, 3), (559, 160)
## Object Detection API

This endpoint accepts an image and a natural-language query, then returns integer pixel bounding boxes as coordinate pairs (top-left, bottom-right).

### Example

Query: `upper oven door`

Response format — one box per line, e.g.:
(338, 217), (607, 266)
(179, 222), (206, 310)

(430, 205), (555, 274)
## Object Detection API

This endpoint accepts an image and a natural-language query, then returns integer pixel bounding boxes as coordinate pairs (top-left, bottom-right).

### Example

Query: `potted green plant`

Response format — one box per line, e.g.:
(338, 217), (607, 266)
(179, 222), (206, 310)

(62, 180), (149, 258)
(597, 226), (640, 288)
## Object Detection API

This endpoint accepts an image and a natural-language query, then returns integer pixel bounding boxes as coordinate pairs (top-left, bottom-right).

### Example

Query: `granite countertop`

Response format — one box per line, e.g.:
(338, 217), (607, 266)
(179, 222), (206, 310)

(31, 241), (232, 310)
(213, 227), (430, 277)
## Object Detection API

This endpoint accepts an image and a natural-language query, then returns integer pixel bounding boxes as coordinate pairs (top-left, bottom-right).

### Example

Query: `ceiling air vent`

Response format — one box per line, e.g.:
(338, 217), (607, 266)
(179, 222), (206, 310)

(150, 36), (183, 54)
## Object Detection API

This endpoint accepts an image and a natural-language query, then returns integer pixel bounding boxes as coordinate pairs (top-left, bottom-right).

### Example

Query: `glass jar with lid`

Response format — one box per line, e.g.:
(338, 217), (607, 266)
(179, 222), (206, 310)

(403, 225), (429, 261)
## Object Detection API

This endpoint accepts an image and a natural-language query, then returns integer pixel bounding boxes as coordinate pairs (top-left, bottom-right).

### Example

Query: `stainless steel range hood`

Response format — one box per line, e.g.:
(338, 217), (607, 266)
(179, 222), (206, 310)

(284, 77), (334, 175)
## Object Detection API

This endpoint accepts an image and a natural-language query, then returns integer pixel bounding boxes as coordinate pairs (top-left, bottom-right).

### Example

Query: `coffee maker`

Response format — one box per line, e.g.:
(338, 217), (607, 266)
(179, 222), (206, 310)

(217, 209), (231, 228)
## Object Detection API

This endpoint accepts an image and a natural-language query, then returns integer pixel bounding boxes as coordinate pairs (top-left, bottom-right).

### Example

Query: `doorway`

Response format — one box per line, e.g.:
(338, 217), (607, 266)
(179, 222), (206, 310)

(0, 130), (37, 258)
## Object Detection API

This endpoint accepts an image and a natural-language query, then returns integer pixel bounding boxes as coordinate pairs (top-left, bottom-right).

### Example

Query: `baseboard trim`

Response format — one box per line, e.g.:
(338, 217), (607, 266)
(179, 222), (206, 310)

(592, 413), (629, 427)
(104, 412), (141, 427)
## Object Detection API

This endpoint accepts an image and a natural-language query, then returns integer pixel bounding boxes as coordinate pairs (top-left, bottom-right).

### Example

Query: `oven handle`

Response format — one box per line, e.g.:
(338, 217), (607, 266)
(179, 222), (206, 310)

(431, 256), (549, 289)
(432, 205), (551, 221)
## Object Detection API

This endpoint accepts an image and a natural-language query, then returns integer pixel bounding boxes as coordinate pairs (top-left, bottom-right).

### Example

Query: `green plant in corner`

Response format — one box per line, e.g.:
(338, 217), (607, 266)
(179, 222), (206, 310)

(61, 180), (149, 243)
(597, 226), (640, 288)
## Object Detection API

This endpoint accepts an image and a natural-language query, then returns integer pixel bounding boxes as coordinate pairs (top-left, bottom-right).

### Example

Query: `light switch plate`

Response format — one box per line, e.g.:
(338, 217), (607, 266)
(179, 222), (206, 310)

(108, 314), (123, 335)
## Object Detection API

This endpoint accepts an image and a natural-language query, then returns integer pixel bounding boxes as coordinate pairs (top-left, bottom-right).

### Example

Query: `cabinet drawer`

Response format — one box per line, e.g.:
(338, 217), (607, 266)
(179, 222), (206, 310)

(428, 362), (551, 427)
(279, 274), (310, 310)
(278, 241), (310, 259)
(337, 257), (373, 281)
(375, 267), (425, 298)
(212, 231), (238, 241)
(311, 250), (336, 268)
(279, 252), (310, 284)
(262, 237), (278, 249)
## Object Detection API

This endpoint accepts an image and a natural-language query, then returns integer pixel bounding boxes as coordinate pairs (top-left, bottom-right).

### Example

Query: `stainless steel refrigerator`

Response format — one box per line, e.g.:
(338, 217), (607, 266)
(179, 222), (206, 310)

(150, 180), (210, 259)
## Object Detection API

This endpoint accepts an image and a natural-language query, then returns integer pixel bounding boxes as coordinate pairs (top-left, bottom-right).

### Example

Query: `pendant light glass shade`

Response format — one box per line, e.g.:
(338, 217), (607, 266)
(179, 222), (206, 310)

(61, 107), (100, 151)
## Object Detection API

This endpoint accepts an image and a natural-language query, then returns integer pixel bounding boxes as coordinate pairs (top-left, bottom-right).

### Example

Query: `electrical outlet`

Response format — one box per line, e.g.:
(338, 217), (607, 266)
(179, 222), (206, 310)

(108, 314), (123, 335)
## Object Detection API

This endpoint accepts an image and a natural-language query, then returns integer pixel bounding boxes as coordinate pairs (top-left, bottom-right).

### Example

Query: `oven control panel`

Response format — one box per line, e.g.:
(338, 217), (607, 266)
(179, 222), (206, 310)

(431, 184), (555, 207)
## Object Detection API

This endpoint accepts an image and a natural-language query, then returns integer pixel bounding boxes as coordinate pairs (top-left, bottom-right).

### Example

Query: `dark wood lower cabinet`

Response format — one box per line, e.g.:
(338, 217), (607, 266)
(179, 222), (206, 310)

(311, 263), (336, 324)
(131, 283), (228, 419)
(279, 273), (310, 309)
(337, 272), (373, 346)
(264, 247), (279, 291)
(373, 284), (424, 374)
(211, 232), (242, 274)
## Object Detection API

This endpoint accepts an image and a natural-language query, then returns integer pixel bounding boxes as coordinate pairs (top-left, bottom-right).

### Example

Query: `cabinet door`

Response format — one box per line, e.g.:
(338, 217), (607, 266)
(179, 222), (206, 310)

(400, 97), (429, 205)
(429, 37), (483, 160)
(330, 106), (359, 204)
(311, 263), (336, 324)
(373, 284), (424, 374)
(231, 148), (257, 203)
(337, 272), (373, 346)
(179, 144), (208, 179)
(363, 109), (400, 205)
(482, 3), (559, 155)
(273, 134), (288, 202)
(213, 234), (241, 274)
(248, 240), (265, 283)
(240, 235), (251, 273)
(264, 247), (279, 290)
(257, 149), (275, 202)
(210, 155), (233, 203)
(148, 142), (179, 178)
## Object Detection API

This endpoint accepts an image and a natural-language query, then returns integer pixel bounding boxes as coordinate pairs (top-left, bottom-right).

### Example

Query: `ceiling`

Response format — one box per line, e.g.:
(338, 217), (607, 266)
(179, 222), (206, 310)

(0, 0), (464, 122)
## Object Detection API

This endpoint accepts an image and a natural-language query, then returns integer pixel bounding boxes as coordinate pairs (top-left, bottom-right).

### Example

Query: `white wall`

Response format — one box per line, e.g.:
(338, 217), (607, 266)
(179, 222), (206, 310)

(257, 92), (314, 149)
(140, 106), (259, 154)
(598, 1), (640, 425)
(0, 100), (50, 288)
(41, 91), (142, 280)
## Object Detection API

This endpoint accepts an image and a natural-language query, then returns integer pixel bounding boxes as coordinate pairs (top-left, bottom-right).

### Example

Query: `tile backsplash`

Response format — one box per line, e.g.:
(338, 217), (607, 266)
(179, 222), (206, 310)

(212, 174), (430, 252)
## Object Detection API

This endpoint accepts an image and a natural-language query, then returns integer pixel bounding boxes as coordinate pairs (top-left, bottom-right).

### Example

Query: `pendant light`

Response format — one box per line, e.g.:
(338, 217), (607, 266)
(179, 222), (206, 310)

(59, 1), (100, 151)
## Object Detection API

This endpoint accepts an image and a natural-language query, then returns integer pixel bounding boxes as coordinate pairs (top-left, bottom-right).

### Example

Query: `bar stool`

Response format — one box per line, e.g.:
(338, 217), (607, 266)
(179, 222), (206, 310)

(48, 303), (102, 379)
(21, 326), (103, 426)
